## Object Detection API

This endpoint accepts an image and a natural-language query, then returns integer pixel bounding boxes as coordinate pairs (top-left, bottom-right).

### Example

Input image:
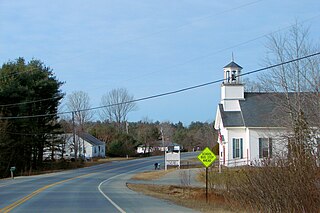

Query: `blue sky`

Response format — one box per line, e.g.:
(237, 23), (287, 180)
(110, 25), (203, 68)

(0, 0), (319, 125)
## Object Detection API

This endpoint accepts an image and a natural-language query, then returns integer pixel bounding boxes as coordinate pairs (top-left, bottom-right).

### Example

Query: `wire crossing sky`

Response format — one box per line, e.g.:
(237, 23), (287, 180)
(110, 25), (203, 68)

(1, 0), (320, 124)
(1, 51), (319, 120)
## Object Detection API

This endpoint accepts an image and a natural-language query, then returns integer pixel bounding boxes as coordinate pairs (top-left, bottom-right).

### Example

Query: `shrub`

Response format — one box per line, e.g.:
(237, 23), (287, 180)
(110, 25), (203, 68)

(224, 158), (320, 212)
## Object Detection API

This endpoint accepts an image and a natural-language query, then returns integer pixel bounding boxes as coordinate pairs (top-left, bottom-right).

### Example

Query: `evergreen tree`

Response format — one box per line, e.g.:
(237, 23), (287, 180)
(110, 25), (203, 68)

(0, 58), (64, 177)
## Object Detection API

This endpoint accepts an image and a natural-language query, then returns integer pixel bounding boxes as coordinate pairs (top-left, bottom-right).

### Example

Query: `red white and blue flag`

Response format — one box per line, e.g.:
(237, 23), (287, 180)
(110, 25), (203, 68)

(218, 129), (223, 145)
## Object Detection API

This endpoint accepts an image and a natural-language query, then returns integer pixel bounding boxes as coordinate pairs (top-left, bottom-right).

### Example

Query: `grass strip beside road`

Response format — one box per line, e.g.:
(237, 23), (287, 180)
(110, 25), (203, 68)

(130, 169), (174, 181)
(127, 183), (233, 213)
(0, 173), (95, 213)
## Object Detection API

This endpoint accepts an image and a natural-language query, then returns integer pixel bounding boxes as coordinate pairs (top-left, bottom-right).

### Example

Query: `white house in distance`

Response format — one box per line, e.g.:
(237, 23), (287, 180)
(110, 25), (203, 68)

(214, 61), (290, 167)
(136, 141), (182, 154)
(64, 132), (106, 160)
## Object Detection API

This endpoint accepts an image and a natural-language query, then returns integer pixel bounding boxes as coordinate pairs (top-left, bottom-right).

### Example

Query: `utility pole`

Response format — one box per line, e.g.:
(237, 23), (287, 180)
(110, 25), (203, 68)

(126, 121), (129, 134)
(72, 111), (77, 161)
(161, 127), (167, 170)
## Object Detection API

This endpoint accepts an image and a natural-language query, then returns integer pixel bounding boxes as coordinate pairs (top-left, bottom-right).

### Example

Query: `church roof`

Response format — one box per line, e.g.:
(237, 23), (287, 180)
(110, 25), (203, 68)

(239, 93), (283, 127)
(223, 61), (243, 69)
(78, 132), (105, 146)
(219, 92), (318, 128)
(219, 104), (244, 127)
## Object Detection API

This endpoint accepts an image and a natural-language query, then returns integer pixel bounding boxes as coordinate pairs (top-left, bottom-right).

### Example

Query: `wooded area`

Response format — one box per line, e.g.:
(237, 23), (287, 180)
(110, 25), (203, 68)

(0, 59), (217, 178)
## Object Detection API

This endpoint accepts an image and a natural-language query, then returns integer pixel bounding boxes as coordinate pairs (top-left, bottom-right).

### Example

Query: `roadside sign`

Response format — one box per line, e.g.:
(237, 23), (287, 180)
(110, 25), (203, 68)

(198, 147), (217, 203)
(198, 147), (216, 167)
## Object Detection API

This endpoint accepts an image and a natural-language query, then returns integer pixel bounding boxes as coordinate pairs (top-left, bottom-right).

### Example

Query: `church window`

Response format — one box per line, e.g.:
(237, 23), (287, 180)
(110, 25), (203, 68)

(259, 138), (272, 158)
(233, 138), (243, 158)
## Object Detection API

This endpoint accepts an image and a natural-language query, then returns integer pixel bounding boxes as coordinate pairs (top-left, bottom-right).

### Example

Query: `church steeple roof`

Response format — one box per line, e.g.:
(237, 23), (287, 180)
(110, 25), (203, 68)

(223, 61), (243, 69)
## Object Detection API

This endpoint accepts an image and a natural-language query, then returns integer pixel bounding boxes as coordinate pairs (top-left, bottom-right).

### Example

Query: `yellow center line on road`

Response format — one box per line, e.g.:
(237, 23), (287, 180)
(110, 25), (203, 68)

(0, 173), (95, 213)
(0, 159), (154, 213)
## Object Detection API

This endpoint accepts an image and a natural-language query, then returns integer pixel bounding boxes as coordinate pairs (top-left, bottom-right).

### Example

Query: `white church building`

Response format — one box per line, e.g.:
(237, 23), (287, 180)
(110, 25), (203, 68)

(214, 61), (289, 167)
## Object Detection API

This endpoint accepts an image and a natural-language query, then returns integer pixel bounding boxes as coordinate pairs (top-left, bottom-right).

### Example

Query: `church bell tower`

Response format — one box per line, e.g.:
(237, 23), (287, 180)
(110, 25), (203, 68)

(221, 60), (244, 111)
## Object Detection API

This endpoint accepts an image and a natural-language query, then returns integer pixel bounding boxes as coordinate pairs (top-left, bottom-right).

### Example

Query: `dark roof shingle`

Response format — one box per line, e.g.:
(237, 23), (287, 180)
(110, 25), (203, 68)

(220, 93), (286, 127)
(239, 93), (283, 127)
(220, 92), (319, 128)
(219, 104), (244, 127)
(78, 132), (105, 146)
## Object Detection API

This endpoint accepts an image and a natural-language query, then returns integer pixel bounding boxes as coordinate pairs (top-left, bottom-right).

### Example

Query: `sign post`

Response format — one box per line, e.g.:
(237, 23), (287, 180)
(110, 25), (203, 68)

(197, 147), (217, 203)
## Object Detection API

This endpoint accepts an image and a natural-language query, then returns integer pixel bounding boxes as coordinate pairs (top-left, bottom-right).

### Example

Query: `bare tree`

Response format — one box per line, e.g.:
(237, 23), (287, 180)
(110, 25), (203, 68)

(192, 122), (217, 148)
(260, 23), (320, 147)
(227, 23), (320, 212)
(137, 118), (160, 154)
(65, 91), (93, 160)
(159, 122), (175, 144)
(66, 91), (93, 130)
(243, 77), (264, 92)
(100, 88), (137, 131)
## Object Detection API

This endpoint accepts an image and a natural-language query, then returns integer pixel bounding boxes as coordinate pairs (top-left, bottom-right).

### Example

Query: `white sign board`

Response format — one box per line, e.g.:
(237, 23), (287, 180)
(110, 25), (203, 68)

(165, 150), (180, 169)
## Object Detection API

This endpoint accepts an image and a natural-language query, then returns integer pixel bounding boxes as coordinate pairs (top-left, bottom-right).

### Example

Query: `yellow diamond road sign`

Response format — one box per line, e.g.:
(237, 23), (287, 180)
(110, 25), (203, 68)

(198, 147), (217, 167)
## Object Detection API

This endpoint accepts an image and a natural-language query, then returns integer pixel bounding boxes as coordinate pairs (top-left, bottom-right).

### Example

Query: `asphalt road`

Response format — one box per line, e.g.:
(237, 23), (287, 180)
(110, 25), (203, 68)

(0, 152), (199, 213)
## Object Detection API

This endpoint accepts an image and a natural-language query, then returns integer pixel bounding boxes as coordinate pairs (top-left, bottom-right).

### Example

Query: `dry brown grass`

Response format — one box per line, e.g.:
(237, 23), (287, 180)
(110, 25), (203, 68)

(130, 169), (174, 181)
(97, 157), (135, 162)
(127, 183), (234, 213)
(83, 157), (135, 167)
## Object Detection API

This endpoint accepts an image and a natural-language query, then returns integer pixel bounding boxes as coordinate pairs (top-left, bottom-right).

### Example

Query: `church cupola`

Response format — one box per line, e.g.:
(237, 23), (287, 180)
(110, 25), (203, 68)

(220, 60), (244, 111)
(223, 61), (243, 84)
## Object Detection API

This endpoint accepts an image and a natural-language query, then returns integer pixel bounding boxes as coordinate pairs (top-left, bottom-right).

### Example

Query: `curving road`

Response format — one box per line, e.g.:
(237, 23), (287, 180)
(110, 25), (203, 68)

(0, 152), (199, 213)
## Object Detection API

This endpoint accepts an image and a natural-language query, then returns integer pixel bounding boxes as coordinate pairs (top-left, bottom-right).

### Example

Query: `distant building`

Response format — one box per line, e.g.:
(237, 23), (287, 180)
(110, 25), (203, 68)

(136, 141), (182, 154)
(44, 132), (106, 161)
(65, 132), (106, 160)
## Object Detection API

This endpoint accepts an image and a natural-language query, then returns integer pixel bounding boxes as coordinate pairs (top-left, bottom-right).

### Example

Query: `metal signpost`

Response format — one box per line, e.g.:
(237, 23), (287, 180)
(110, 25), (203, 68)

(10, 167), (16, 179)
(197, 147), (217, 203)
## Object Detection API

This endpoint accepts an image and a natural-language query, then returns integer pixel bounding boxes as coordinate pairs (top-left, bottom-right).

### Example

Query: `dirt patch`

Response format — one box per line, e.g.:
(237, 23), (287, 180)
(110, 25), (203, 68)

(127, 183), (234, 213)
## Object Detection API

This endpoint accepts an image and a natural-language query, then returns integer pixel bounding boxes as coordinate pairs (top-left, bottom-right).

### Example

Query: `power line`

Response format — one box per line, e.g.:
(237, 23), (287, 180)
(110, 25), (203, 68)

(0, 68), (62, 108)
(0, 97), (62, 108)
(0, 51), (319, 120)
(2, 14), (319, 108)
(84, 13), (320, 90)
(51, 0), (264, 69)
(112, 0), (264, 45)
(0, 67), (38, 80)
(0, 1), (264, 109)
(238, 51), (320, 78)
(4, 131), (62, 136)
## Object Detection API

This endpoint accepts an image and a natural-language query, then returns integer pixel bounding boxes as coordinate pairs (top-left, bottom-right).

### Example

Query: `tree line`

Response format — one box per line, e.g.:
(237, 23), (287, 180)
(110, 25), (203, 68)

(0, 59), (217, 177)
(87, 120), (217, 157)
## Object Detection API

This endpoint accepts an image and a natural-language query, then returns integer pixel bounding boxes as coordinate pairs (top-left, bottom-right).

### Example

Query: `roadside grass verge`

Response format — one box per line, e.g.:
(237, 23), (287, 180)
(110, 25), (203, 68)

(127, 183), (233, 213)
(197, 166), (247, 191)
(130, 169), (174, 181)
(127, 168), (236, 212)
(10, 157), (135, 177)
